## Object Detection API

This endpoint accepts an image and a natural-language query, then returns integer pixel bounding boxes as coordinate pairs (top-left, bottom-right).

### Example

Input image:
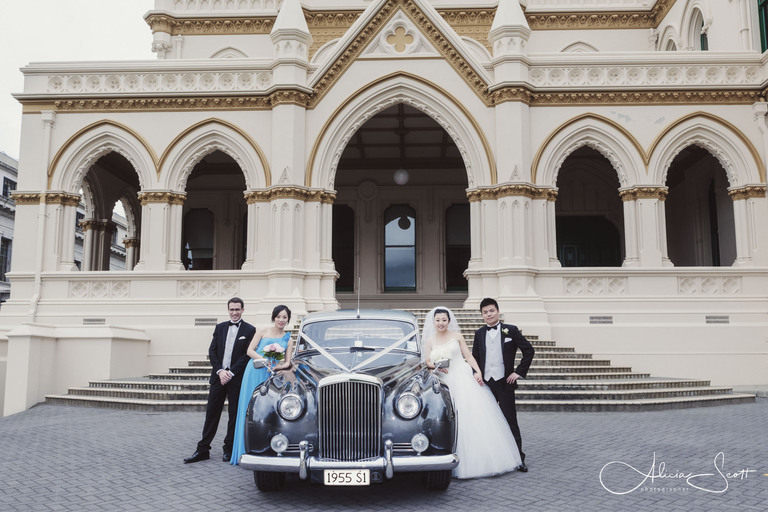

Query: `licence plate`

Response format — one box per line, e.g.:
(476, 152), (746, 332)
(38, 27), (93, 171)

(323, 469), (370, 486)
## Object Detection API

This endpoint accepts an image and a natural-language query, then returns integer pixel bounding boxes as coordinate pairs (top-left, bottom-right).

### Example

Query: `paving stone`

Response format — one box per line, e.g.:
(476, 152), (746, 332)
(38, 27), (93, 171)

(1, 400), (766, 511)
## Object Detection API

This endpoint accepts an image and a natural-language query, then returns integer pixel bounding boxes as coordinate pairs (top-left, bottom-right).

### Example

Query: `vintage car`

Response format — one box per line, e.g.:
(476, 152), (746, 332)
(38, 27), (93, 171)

(238, 309), (458, 491)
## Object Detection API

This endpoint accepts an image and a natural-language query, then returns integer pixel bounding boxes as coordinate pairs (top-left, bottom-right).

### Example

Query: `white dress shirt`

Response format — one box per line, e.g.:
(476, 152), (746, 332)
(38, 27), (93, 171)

(484, 324), (505, 380)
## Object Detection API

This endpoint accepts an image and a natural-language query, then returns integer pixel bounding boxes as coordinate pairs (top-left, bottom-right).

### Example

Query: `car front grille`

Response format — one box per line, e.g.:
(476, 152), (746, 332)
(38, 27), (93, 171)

(318, 376), (382, 461)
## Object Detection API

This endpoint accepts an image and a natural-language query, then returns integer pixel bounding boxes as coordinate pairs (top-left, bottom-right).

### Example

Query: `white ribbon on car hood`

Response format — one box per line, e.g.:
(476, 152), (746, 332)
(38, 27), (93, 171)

(299, 329), (419, 373)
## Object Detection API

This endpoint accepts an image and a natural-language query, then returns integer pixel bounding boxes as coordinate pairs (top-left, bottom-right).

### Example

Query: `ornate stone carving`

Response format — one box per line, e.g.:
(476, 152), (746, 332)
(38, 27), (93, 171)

(269, 90), (311, 107)
(526, 0), (676, 30)
(179, 143), (248, 190)
(44, 193), (81, 206)
(310, 0), (491, 107)
(9, 193), (42, 205)
(466, 185), (556, 202)
(69, 280), (131, 299)
(619, 187), (669, 201)
(328, 95), (472, 185)
(728, 186), (767, 200)
(554, 138), (627, 187)
(244, 187), (335, 204)
(47, 70), (273, 95)
(663, 137), (736, 188)
(678, 276), (742, 295)
(565, 276), (627, 295)
(53, 96), (273, 111)
(528, 64), (759, 90)
(177, 279), (239, 298)
(138, 192), (187, 205)
(145, 14), (275, 35)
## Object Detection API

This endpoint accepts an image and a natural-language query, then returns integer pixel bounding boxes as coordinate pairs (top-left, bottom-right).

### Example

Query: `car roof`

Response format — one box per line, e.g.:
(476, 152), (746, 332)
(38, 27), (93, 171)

(300, 309), (418, 325)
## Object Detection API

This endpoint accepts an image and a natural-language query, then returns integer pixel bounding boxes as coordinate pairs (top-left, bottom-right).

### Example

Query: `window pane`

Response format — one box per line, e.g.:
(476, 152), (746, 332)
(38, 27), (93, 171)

(385, 247), (415, 288)
(384, 214), (415, 245)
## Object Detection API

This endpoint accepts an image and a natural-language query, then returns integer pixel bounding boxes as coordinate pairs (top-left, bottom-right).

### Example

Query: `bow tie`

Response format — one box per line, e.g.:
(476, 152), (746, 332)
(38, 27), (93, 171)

(486, 324), (499, 331)
(229, 322), (241, 327)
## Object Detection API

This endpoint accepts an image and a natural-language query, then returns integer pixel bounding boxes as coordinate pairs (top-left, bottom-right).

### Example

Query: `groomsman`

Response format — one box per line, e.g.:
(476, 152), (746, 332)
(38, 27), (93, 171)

(471, 297), (534, 471)
(184, 297), (256, 463)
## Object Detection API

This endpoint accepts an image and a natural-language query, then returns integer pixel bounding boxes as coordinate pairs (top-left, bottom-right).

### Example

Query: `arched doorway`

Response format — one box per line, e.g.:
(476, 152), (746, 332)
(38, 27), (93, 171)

(333, 103), (469, 307)
(555, 147), (624, 267)
(77, 152), (140, 271)
(665, 146), (736, 266)
(182, 150), (247, 270)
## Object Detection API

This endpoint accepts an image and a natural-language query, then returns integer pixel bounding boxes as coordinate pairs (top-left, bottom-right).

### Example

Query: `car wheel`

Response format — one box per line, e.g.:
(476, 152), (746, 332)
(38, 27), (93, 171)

(421, 470), (452, 490)
(253, 471), (286, 491)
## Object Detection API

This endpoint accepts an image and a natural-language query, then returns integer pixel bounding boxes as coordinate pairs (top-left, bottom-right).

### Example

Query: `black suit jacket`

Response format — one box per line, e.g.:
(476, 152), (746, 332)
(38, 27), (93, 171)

(207, 320), (257, 385)
(471, 323), (534, 387)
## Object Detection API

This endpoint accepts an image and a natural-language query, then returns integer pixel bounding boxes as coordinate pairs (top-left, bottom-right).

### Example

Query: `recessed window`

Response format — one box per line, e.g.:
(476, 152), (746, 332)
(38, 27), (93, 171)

(384, 205), (416, 291)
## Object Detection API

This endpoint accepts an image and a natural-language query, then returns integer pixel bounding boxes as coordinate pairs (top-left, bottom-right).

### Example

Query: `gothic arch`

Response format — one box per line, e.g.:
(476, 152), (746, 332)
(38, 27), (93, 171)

(648, 112), (764, 187)
(532, 114), (646, 188)
(658, 24), (680, 51)
(159, 119), (270, 190)
(48, 121), (156, 192)
(211, 47), (248, 58)
(680, 0), (711, 50)
(307, 72), (495, 189)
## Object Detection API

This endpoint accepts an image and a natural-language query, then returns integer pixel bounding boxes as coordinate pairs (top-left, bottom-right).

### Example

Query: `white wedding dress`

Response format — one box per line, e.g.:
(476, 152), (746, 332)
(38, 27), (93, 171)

(432, 338), (522, 479)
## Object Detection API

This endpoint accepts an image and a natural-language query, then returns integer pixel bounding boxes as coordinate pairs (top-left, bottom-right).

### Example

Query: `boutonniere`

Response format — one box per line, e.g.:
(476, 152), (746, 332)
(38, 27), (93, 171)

(501, 328), (509, 336)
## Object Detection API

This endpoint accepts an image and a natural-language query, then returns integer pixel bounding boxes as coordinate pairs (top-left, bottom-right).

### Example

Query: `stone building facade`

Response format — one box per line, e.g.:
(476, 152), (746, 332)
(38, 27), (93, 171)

(2, 0), (767, 415)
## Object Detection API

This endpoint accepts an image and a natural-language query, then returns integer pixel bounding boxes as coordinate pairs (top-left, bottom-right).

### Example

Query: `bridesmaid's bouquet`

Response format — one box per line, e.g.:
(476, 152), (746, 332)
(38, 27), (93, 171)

(261, 343), (286, 362)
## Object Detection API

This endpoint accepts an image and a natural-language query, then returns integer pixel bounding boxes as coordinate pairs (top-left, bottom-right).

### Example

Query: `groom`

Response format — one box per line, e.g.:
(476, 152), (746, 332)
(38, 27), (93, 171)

(472, 297), (534, 472)
(184, 297), (256, 463)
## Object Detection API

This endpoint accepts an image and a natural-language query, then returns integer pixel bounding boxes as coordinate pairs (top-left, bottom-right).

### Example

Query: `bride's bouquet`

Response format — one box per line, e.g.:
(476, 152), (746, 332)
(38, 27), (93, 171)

(430, 343), (451, 363)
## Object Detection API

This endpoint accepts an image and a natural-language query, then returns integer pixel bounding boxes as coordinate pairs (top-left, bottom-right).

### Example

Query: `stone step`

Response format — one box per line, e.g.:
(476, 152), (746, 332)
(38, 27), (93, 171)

(88, 380), (209, 391)
(63, 387), (209, 401)
(148, 372), (208, 381)
(45, 394), (208, 412)
(44, 308), (755, 412)
(524, 372), (650, 380)
(516, 386), (736, 401)
(515, 393), (756, 412)
(525, 358), (613, 367)
(518, 378), (713, 390)
(527, 366), (635, 373)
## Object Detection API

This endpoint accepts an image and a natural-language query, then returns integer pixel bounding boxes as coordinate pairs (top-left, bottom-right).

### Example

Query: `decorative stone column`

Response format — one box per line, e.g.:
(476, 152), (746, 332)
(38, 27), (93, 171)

(728, 186), (768, 266)
(39, 192), (81, 271)
(123, 237), (139, 271)
(134, 191), (186, 271)
(530, 187), (558, 267)
(242, 189), (270, 271)
(79, 219), (96, 271)
(620, 187), (670, 267)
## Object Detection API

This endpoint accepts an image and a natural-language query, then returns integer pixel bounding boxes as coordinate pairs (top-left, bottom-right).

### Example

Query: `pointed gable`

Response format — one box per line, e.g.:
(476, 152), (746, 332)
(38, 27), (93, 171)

(307, 0), (493, 107)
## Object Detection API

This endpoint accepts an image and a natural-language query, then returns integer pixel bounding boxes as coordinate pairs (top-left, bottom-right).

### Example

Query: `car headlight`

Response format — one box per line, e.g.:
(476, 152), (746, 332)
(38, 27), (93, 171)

(278, 393), (304, 420)
(395, 392), (422, 419)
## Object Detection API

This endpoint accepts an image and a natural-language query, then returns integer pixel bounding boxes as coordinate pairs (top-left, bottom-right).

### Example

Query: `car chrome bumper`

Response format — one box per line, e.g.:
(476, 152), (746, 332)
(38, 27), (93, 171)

(239, 440), (458, 479)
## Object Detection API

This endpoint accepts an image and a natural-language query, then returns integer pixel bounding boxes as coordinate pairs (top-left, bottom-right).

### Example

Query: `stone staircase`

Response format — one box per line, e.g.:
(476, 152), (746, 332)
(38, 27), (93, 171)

(45, 308), (755, 411)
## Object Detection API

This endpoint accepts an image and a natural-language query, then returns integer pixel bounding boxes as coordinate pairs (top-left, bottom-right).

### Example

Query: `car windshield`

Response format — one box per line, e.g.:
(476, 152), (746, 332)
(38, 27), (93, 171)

(297, 318), (420, 371)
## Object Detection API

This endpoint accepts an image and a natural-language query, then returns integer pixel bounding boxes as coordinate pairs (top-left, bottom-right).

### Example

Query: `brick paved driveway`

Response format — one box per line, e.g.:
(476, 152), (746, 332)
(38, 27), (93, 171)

(1, 400), (766, 512)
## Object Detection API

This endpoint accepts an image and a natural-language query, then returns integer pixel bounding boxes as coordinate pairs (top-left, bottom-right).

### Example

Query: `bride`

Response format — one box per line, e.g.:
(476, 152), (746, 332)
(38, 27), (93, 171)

(422, 306), (523, 479)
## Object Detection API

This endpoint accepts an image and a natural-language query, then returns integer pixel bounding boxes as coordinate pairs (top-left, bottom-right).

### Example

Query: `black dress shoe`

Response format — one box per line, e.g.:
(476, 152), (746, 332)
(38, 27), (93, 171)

(223, 453), (231, 462)
(517, 462), (528, 472)
(183, 450), (210, 463)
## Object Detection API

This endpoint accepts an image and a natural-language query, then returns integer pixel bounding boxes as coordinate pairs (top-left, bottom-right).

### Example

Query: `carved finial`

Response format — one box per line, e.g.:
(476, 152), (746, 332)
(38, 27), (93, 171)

(489, 0), (531, 56)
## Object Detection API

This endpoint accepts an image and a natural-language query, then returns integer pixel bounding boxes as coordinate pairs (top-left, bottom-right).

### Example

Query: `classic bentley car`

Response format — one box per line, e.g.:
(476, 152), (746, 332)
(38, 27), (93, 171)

(238, 309), (458, 491)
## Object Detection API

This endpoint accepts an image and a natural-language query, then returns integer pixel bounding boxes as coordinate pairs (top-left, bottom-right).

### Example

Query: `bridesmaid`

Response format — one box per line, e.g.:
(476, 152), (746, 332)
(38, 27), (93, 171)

(230, 305), (294, 465)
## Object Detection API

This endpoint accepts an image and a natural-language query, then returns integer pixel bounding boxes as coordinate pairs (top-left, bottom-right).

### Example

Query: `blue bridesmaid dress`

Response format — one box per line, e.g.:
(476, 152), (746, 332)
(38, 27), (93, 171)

(230, 331), (291, 465)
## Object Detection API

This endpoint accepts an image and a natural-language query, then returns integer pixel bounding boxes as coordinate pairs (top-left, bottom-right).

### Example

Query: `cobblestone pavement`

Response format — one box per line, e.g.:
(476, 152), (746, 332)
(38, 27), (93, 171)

(1, 400), (766, 512)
